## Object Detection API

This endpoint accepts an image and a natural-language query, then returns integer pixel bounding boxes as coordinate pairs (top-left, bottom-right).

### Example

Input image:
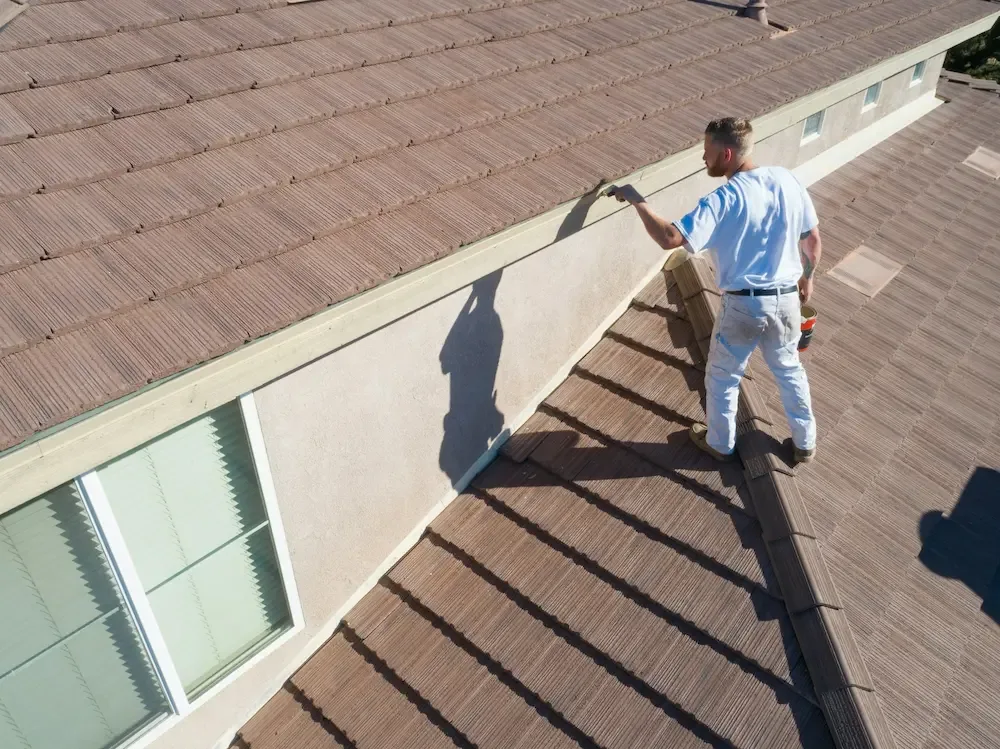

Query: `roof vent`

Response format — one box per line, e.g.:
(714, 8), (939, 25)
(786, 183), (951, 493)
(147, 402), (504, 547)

(828, 245), (903, 297)
(962, 146), (1000, 180)
(745, 0), (769, 25)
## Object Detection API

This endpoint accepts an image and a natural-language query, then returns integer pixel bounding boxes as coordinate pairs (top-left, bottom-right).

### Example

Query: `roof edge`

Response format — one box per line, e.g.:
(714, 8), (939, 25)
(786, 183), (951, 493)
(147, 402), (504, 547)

(675, 254), (896, 749)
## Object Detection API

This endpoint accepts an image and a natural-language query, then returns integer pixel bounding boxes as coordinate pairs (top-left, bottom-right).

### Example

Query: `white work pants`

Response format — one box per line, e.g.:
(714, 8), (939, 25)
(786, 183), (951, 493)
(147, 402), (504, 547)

(705, 290), (816, 455)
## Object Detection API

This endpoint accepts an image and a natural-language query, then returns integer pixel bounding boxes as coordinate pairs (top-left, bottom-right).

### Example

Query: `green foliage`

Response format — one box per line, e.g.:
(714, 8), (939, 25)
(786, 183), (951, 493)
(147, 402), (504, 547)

(945, 19), (1000, 82)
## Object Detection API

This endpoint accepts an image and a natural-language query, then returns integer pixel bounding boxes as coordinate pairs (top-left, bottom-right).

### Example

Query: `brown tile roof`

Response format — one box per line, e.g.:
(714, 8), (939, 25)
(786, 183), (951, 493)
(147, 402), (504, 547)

(750, 77), (1000, 749)
(0, 0), (997, 453)
(232, 265), (835, 749)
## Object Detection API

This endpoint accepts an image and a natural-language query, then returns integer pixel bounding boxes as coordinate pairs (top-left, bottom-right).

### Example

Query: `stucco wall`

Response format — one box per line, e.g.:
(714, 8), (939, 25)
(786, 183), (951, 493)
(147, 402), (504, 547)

(148, 52), (945, 749)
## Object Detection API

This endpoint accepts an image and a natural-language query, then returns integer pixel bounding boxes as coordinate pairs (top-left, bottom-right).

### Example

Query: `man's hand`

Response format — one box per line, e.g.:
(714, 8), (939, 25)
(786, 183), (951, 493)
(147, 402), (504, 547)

(798, 276), (813, 304)
(606, 184), (645, 204)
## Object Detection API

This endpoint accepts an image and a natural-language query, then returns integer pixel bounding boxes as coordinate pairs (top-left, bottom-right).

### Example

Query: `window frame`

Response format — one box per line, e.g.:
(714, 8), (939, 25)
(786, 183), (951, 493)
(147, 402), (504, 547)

(801, 110), (825, 144)
(862, 81), (882, 112)
(59, 391), (302, 749)
(911, 60), (927, 87)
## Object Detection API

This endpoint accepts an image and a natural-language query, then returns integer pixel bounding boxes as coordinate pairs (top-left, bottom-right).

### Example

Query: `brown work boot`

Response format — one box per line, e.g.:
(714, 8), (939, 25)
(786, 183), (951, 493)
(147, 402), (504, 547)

(794, 445), (816, 464)
(689, 423), (736, 463)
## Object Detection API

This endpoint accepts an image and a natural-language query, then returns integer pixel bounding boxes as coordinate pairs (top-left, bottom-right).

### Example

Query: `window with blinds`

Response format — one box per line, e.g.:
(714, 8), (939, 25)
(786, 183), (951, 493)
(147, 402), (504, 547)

(0, 484), (169, 749)
(0, 396), (298, 749)
(97, 401), (291, 699)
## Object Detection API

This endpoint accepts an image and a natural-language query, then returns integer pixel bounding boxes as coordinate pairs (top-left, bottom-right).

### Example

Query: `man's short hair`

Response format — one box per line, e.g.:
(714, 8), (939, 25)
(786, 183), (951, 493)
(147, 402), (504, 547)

(705, 117), (754, 158)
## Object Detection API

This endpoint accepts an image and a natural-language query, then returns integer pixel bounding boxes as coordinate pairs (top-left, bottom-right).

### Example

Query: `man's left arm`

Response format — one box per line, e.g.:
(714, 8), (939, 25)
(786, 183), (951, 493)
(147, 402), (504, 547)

(798, 227), (822, 303)
(797, 182), (822, 303)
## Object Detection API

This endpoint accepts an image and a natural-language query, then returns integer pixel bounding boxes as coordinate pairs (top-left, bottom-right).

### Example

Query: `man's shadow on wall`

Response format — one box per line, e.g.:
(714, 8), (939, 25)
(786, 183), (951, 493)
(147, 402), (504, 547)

(439, 270), (505, 488)
(919, 466), (1000, 625)
(438, 185), (612, 489)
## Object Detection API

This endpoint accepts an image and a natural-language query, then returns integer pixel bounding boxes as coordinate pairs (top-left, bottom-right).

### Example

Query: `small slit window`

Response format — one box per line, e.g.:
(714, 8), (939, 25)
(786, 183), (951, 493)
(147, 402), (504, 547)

(862, 82), (882, 111)
(801, 111), (824, 143)
(911, 60), (927, 86)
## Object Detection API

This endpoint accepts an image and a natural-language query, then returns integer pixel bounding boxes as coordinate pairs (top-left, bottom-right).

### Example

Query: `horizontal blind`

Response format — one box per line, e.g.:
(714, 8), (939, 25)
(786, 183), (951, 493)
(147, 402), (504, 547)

(98, 402), (290, 698)
(0, 483), (168, 749)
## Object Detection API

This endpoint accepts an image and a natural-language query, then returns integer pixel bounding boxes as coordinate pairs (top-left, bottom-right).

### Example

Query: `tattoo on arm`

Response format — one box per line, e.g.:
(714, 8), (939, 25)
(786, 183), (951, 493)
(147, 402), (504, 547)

(801, 253), (815, 279)
(800, 229), (820, 279)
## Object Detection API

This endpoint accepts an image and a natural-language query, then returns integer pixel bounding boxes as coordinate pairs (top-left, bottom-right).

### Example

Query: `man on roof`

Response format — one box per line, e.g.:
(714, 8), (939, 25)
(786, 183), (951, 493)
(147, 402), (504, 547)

(608, 117), (822, 464)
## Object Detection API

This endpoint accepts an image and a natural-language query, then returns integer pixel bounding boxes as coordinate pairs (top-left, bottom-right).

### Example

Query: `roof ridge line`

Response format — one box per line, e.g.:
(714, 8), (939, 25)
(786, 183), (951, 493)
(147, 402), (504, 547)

(673, 253), (897, 749)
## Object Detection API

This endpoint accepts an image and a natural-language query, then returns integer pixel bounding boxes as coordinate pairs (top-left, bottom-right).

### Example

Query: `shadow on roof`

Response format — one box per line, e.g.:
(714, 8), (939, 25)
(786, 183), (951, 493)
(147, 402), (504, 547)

(918, 466), (1000, 626)
(305, 471), (823, 747)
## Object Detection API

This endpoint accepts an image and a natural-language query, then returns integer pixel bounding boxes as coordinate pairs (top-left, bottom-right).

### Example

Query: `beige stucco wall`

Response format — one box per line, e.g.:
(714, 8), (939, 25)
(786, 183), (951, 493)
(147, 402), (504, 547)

(148, 53), (943, 749)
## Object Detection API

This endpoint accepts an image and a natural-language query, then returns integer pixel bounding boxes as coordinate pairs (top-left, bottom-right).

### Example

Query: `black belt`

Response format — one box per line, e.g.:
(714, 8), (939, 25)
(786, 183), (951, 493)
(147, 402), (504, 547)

(726, 285), (798, 297)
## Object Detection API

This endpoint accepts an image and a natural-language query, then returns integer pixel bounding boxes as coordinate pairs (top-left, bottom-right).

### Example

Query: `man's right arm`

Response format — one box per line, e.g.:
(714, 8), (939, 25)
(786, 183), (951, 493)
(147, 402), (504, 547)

(798, 227), (822, 303)
(607, 184), (688, 250)
(634, 201), (687, 251)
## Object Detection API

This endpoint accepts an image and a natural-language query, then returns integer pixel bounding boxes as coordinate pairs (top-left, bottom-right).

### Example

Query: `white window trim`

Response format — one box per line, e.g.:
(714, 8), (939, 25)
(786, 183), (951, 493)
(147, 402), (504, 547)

(801, 111), (825, 144)
(910, 61), (927, 87)
(65, 392), (302, 749)
(238, 392), (303, 633)
(861, 81), (882, 112)
(79, 472), (192, 716)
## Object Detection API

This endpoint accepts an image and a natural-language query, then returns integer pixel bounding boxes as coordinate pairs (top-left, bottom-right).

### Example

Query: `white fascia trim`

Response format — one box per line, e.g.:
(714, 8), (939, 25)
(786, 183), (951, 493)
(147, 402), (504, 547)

(0, 10), (995, 514)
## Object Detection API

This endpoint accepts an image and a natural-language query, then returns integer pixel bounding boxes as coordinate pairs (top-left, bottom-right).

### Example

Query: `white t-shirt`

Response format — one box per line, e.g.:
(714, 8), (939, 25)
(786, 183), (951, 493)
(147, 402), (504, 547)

(675, 166), (818, 291)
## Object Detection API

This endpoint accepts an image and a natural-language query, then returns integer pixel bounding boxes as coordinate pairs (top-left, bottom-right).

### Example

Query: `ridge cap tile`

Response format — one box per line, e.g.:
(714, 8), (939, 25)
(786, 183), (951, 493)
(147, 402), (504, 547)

(790, 606), (875, 694)
(766, 534), (844, 614)
(748, 471), (818, 542)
